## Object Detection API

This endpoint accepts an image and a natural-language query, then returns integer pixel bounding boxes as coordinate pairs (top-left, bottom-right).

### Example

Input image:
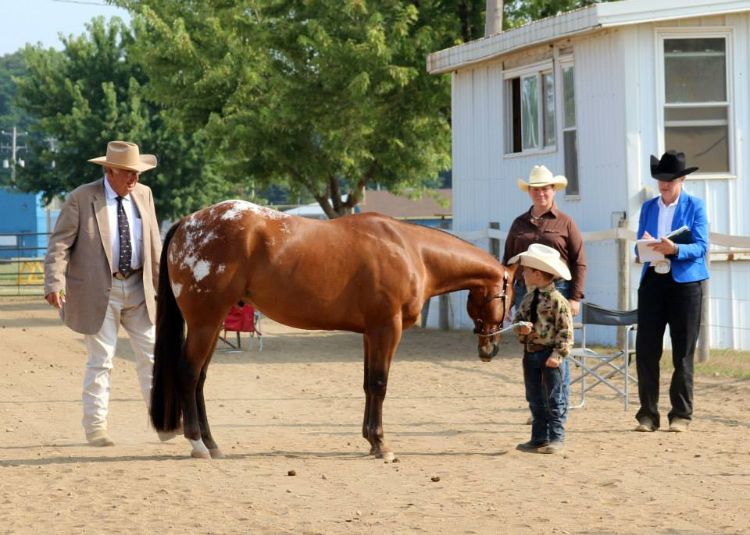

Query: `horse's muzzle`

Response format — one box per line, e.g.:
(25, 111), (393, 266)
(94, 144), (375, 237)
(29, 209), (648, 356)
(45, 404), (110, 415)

(478, 341), (500, 362)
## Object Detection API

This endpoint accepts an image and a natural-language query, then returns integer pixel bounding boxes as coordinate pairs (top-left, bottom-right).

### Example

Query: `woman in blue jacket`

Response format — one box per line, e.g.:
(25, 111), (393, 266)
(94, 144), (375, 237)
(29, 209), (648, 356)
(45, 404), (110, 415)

(634, 151), (709, 433)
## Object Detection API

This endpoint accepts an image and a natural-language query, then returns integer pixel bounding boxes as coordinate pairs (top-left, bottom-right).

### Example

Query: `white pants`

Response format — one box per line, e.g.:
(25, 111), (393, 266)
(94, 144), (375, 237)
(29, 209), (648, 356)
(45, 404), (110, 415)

(82, 273), (155, 434)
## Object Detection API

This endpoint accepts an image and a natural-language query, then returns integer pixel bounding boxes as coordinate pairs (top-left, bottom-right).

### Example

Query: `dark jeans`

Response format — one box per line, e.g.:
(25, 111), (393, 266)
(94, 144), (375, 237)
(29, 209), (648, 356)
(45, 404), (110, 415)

(514, 278), (571, 414)
(523, 347), (566, 444)
(635, 270), (703, 428)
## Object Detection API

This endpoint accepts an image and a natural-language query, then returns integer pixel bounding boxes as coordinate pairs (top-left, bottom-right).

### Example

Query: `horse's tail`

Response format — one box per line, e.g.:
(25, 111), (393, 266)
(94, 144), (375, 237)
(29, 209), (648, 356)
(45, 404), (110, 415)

(150, 221), (184, 432)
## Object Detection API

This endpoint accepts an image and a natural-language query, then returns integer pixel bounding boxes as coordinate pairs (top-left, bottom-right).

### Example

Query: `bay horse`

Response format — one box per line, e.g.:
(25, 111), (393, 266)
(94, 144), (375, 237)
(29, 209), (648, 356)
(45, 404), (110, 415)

(151, 200), (516, 460)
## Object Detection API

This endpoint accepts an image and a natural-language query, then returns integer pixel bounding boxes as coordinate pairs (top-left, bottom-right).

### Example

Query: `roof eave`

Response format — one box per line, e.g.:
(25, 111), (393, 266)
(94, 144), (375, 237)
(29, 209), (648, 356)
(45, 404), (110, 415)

(426, 7), (600, 75)
(427, 0), (750, 75)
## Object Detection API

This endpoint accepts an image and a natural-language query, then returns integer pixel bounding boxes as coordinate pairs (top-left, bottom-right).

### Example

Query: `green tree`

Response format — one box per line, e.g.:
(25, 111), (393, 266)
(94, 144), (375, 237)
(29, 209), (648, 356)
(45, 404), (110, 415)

(504, 0), (615, 29)
(14, 17), (233, 219)
(0, 51), (31, 128)
(119, 0), (476, 218)
(0, 51), (33, 187)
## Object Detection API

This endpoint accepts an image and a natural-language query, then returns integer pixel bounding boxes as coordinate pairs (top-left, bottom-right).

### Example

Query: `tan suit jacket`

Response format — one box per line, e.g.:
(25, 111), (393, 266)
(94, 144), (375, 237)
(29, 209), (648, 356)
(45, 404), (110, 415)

(44, 179), (162, 334)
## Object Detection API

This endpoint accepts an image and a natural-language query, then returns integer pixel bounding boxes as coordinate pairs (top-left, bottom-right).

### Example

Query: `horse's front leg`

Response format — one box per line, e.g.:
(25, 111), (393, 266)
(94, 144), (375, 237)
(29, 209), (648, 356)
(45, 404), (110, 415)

(361, 335), (371, 442)
(363, 320), (402, 462)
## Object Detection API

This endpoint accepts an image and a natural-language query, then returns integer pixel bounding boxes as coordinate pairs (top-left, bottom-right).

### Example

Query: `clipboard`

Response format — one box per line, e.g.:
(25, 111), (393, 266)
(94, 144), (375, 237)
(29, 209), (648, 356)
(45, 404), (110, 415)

(636, 225), (694, 263)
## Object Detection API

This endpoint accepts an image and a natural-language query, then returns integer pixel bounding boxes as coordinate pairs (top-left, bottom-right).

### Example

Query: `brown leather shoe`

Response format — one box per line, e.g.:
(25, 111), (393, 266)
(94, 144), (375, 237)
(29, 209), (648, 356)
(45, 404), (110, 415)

(668, 417), (689, 432)
(86, 429), (114, 447)
(634, 417), (656, 432)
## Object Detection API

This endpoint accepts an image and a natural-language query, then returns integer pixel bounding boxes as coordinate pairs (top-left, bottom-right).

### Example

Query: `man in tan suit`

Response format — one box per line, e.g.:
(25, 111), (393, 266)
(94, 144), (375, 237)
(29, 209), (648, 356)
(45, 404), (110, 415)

(44, 141), (171, 446)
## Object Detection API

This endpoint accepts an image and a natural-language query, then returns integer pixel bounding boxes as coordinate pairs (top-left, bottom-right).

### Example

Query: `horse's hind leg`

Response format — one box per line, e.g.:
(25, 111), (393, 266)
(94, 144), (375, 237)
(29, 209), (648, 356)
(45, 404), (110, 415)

(180, 326), (219, 459)
(196, 364), (224, 459)
(362, 320), (402, 462)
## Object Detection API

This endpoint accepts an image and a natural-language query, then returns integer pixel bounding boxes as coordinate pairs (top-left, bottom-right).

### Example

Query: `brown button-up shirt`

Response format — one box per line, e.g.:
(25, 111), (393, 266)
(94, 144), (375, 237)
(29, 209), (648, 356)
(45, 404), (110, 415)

(502, 204), (587, 301)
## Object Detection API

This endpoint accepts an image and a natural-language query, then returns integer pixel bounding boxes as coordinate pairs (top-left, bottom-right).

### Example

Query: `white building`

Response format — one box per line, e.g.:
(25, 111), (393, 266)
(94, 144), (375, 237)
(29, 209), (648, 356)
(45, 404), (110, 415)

(427, 0), (750, 349)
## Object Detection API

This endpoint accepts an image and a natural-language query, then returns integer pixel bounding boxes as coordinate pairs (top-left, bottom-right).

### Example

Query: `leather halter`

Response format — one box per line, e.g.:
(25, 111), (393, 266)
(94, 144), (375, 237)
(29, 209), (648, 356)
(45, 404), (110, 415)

(473, 270), (511, 338)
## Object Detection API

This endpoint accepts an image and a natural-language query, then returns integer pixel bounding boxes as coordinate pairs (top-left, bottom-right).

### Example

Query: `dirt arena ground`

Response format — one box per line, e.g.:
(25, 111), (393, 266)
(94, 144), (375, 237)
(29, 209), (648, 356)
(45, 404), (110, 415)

(1, 297), (748, 534)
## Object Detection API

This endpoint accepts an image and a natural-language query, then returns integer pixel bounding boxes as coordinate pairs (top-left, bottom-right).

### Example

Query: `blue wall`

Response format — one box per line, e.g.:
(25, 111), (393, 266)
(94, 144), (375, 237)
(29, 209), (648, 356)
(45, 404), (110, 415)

(0, 188), (59, 258)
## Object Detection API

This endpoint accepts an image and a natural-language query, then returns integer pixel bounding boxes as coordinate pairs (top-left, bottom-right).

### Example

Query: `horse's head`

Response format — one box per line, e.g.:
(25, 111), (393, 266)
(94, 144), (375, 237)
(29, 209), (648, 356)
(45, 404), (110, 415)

(467, 264), (516, 362)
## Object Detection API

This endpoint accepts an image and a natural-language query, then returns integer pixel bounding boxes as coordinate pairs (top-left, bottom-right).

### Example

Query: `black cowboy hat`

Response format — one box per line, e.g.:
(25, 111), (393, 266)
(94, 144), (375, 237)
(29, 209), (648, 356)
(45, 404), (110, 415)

(650, 150), (699, 181)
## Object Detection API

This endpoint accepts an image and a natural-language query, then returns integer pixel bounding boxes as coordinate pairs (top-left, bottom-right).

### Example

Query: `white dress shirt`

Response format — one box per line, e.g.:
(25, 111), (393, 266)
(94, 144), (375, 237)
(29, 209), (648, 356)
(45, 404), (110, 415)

(103, 177), (143, 272)
(657, 193), (680, 239)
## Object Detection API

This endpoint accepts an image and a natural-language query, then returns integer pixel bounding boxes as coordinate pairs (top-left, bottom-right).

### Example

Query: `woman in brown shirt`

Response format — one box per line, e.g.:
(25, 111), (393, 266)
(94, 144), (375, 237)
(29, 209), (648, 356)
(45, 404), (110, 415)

(502, 165), (587, 315)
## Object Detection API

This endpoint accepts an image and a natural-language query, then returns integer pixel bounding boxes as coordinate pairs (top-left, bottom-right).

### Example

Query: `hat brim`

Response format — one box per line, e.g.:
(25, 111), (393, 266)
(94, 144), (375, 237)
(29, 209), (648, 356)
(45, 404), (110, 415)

(88, 154), (157, 173)
(517, 177), (567, 192)
(508, 252), (572, 281)
(652, 167), (699, 181)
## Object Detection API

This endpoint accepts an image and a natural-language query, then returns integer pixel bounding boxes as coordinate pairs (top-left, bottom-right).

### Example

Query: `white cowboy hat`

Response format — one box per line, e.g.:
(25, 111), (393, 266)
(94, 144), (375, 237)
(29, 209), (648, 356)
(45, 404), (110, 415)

(508, 243), (571, 281)
(517, 165), (567, 192)
(88, 141), (157, 173)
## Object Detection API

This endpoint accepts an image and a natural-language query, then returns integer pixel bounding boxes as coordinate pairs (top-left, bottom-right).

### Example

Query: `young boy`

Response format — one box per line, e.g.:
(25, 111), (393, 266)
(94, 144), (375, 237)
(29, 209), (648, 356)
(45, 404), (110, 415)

(509, 244), (574, 454)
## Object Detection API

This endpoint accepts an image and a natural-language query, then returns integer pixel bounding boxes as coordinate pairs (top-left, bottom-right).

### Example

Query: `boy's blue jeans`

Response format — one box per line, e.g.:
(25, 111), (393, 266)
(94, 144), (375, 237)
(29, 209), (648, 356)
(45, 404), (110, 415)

(523, 348), (567, 444)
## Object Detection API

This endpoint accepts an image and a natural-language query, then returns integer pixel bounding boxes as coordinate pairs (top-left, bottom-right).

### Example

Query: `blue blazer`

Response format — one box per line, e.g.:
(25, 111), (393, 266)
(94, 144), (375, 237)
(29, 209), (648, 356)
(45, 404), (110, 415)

(637, 192), (709, 283)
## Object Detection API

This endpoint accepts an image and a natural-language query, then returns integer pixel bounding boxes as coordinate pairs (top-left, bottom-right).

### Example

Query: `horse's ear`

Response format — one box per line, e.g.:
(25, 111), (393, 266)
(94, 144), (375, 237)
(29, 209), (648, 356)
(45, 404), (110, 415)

(504, 263), (519, 280)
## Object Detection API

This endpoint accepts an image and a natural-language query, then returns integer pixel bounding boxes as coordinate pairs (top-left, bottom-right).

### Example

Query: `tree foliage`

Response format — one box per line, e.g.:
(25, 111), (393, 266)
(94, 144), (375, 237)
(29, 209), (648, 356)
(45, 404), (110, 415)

(0, 51), (31, 129)
(13, 17), (232, 219)
(119, 0), (484, 217)
(0, 51), (33, 187)
(504, 0), (615, 29)
(10, 0), (614, 218)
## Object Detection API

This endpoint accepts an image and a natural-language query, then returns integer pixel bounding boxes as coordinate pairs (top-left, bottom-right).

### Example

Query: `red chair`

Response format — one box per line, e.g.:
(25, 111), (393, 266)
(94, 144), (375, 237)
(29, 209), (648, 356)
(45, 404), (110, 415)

(219, 303), (263, 351)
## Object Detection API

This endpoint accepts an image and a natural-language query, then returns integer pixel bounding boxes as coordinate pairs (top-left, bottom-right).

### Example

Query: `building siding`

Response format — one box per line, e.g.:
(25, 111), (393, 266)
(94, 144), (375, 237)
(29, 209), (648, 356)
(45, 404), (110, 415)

(440, 12), (750, 349)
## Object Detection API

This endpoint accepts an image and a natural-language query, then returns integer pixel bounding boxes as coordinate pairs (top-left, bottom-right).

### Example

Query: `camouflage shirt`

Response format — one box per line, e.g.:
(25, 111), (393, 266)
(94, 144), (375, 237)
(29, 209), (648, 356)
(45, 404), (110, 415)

(513, 281), (573, 359)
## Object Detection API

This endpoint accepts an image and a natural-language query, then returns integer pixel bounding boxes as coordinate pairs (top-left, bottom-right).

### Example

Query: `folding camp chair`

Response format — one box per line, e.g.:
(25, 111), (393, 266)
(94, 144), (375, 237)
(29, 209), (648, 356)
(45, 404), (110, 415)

(569, 303), (637, 410)
(218, 303), (263, 351)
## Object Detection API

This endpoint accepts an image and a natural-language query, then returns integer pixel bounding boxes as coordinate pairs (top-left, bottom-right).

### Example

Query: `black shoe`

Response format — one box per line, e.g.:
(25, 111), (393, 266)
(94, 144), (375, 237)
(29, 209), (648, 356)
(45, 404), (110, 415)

(516, 440), (549, 452)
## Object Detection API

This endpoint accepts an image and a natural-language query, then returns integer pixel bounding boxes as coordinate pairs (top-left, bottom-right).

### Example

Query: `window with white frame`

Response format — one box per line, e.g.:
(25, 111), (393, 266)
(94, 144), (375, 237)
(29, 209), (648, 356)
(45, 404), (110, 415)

(660, 33), (732, 175)
(560, 62), (579, 196)
(506, 66), (556, 154)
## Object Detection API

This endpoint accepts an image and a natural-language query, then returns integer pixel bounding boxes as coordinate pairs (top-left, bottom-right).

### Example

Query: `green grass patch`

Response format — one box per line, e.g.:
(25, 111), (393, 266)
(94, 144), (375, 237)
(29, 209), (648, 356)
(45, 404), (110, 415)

(584, 344), (750, 380)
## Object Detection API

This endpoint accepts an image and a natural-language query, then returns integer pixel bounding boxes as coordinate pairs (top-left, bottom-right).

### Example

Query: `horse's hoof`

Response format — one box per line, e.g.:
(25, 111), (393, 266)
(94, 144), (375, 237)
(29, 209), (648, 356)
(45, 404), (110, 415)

(372, 449), (395, 462)
(190, 449), (211, 459)
(380, 451), (396, 463)
(209, 448), (225, 459)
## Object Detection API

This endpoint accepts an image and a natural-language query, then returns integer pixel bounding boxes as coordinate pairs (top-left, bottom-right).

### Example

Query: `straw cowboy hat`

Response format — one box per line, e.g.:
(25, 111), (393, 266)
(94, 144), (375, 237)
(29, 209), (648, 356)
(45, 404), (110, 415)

(88, 141), (157, 173)
(517, 165), (568, 192)
(508, 243), (571, 281)
(650, 150), (698, 181)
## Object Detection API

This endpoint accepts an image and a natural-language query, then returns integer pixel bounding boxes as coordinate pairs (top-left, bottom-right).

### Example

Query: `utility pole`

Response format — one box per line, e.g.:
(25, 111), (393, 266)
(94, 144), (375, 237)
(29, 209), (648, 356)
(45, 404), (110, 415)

(1, 126), (27, 185)
(485, 0), (504, 37)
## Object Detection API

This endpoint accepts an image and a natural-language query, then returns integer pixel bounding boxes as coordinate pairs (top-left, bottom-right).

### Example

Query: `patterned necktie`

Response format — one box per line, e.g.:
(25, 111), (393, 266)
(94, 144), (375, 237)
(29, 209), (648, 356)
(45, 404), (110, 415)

(116, 196), (132, 276)
(529, 288), (540, 324)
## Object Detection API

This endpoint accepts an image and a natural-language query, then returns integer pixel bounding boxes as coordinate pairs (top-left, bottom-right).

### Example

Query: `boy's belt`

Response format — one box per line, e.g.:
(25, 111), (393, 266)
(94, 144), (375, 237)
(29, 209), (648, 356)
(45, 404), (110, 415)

(525, 343), (550, 352)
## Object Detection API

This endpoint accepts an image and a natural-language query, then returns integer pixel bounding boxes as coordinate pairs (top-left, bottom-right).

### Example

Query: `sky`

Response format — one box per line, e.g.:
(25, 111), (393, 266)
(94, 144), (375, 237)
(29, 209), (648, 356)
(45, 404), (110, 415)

(0, 0), (130, 57)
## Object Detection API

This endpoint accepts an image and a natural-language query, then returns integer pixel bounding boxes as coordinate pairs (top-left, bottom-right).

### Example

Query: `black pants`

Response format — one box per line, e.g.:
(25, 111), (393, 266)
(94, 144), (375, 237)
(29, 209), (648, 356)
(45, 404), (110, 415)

(635, 270), (703, 428)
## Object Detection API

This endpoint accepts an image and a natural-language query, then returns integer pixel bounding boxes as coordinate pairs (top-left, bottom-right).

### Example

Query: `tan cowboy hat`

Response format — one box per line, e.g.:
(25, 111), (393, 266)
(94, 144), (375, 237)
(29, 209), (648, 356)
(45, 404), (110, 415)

(517, 165), (567, 191)
(508, 243), (571, 280)
(88, 141), (157, 173)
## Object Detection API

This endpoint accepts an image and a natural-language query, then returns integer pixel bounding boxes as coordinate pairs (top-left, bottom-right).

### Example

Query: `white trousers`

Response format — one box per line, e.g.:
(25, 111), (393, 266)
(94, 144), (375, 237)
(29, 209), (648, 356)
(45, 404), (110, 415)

(82, 273), (155, 434)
